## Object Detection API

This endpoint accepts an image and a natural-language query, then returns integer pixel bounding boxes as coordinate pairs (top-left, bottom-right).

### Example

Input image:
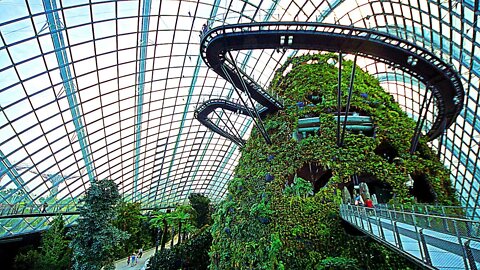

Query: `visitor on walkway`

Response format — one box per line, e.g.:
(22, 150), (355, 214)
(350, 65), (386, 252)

(131, 253), (137, 266)
(354, 194), (364, 206)
(41, 202), (48, 213)
(127, 255), (130, 266)
(365, 197), (374, 208)
(138, 247), (143, 258)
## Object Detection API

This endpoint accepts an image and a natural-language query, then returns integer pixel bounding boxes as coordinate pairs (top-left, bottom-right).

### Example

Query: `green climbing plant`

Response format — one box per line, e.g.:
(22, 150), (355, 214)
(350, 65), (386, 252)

(209, 53), (457, 269)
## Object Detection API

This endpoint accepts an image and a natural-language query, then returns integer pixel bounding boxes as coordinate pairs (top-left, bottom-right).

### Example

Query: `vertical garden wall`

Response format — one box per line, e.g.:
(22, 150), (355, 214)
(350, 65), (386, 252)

(209, 53), (457, 269)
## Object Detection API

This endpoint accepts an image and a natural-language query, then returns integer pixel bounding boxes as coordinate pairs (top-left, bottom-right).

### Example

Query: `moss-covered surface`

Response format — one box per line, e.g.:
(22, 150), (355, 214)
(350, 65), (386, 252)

(209, 53), (457, 269)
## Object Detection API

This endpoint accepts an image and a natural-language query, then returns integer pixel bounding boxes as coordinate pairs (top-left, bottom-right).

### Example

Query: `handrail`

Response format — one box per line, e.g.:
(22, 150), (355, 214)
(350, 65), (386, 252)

(199, 22), (464, 140)
(0, 202), (174, 218)
(340, 204), (480, 269)
(376, 203), (480, 221)
(374, 206), (480, 225)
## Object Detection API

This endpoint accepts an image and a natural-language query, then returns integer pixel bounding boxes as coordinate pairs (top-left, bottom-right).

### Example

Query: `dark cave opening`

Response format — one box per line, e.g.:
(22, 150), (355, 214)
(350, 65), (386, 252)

(340, 174), (394, 203)
(410, 173), (437, 203)
(374, 141), (398, 163)
(287, 162), (333, 193)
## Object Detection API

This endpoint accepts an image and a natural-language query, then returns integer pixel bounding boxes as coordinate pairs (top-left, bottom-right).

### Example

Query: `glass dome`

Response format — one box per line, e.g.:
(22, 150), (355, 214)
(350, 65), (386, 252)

(0, 0), (478, 237)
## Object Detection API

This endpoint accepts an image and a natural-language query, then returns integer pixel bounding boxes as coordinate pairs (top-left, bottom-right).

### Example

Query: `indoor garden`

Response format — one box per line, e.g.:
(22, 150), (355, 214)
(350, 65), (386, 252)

(7, 53), (459, 270)
(207, 53), (457, 269)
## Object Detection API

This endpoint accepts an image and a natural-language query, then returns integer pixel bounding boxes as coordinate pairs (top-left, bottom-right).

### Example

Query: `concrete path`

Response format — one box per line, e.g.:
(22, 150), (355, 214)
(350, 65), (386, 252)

(115, 235), (179, 270)
(115, 247), (156, 270)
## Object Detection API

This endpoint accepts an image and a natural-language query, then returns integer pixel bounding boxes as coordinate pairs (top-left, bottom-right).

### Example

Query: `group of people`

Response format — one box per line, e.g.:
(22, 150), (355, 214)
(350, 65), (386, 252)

(126, 248), (143, 267)
(354, 194), (374, 208)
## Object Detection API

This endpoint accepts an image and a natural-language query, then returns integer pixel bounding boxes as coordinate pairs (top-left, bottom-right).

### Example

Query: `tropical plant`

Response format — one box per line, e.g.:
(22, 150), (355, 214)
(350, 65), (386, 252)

(148, 225), (212, 270)
(188, 193), (212, 228)
(284, 176), (314, 198)
(113, 201), (153, 258)
(69, 179), (128, 270)
(14, 216), (71, 270)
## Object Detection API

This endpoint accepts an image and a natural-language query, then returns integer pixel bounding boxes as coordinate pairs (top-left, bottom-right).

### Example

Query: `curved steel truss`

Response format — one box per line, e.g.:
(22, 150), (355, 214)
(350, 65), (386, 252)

(196, 22), (464, 143)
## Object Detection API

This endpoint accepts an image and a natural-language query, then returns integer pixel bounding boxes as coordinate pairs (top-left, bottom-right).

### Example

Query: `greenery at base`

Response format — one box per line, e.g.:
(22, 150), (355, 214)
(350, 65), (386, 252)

(189, 193), (212, 228)
(147, 194), (213, 269)
(69, 179), (128, 270)
(316, 257), (359, 270)
(147, 225), (213, 270)
(209, 53), (455, 269)
(113, 201), (155, 258)
(14, 216), (71, 270)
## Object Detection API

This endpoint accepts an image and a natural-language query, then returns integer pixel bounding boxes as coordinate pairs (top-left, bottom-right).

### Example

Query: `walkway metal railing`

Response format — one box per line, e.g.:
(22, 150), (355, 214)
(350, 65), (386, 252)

(376, 203), (480, 221)
(340, 204), (480, 270)
(199, 22), (464, 140)
(0, 202), (173, 218)
(0, 202), (79, 217)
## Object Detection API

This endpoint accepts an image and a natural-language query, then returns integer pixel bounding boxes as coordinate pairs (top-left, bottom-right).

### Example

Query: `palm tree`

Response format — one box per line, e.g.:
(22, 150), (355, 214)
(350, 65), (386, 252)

(173, 205), (195, 245)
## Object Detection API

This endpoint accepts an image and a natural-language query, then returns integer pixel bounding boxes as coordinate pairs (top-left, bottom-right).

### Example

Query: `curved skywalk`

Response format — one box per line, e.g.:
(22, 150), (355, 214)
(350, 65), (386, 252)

(196, 22), (464, 144)
(0, 1), (479, 237)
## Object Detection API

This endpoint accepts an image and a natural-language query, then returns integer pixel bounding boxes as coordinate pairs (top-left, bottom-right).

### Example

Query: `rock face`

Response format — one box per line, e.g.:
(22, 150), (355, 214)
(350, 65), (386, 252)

(209, 53), (456, 269)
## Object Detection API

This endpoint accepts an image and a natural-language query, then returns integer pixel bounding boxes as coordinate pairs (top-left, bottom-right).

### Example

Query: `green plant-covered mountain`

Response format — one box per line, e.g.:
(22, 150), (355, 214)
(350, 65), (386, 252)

(209, 53), (456, 269)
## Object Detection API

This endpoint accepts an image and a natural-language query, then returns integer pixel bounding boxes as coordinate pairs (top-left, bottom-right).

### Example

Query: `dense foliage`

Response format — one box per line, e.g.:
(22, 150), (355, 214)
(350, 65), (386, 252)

(148, 225), (213, 270)
(69, 179), (128, 270)
(209, 53), (456, 269)
(113, 201), (155, 258)
(14, 216), (71, 270)
(189, 193), (212, 228)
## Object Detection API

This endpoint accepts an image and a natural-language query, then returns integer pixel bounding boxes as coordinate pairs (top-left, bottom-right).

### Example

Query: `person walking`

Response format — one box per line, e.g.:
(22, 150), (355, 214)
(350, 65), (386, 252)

(41, 201), (48, 213)
(127, 255), (130, 266)
(365, 197), (374, 208)
(354, 194), (364, 206)
(138, 247), (143, 258)
(131, 253), (136, 266)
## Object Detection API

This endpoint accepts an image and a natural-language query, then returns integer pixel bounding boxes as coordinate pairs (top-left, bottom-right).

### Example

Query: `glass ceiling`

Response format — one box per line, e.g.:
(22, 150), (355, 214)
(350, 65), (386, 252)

(0, 0), (479, 236)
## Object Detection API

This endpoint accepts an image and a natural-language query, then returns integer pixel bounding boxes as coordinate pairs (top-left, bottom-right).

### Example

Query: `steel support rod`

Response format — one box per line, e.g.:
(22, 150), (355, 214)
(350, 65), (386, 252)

(213, 109), (244, 142)
(437, 118), (447, 159)
(340, 53), (358, 147)
(393, 221), (403, 249)
(336, 52), (343, 147)
(464, 240), (478, 270)
(410, 88), (432, 154)
(221, 107), (246, 140)
(419, 229), (432, 266)
(226, 51), (270, 137)
(224, 51), (271, 144)
(454, 220), (470, 269)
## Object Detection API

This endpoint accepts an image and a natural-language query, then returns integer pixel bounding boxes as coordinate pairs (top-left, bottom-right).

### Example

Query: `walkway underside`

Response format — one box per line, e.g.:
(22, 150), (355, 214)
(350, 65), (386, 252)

(194, 99), (269, 146)
(196, 22), (464, 144)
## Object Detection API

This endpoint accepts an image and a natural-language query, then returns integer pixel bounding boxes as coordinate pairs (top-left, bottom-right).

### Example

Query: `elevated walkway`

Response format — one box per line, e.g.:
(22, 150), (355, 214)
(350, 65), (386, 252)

(0, 203), (173, 239)
(196, 22), (464, 145)
(340, 204), (480, 269)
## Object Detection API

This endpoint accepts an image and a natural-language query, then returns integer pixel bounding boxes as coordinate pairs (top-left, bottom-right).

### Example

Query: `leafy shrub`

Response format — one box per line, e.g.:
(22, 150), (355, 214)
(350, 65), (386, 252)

(316, 257), (359, 270)
(189, 193), (212, 228)
(14, 216), (71, 270)
(148, 225), (212, 270)
(69, 179), (128, 270)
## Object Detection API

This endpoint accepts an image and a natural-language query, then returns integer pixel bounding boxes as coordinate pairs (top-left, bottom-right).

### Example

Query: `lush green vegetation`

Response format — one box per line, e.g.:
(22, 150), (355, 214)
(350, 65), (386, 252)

(148, 225), (213, 270)
(189, 193), (212, 228)
(14, 216), (71, 270)
(113, 201), (155, 258)
(209, 53), (456, 269)
(148, 193), (213, 270)
(69, 179), (129, 270)
(13, 180), (158, 270)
